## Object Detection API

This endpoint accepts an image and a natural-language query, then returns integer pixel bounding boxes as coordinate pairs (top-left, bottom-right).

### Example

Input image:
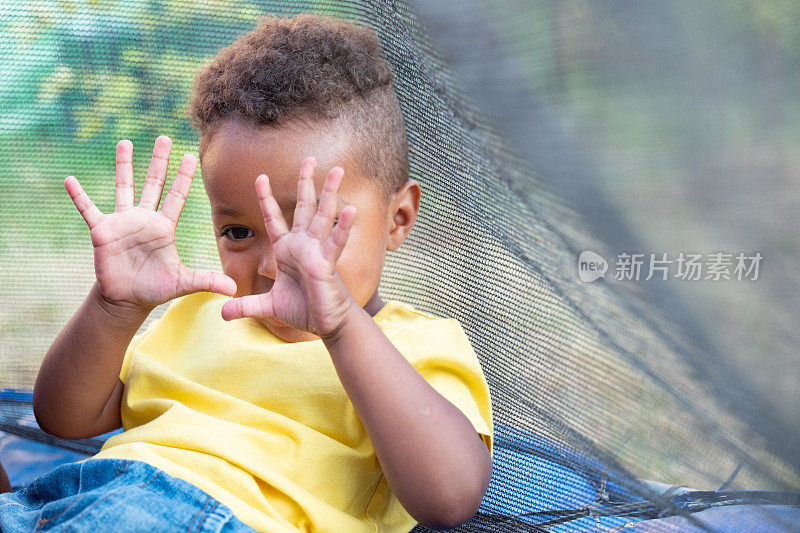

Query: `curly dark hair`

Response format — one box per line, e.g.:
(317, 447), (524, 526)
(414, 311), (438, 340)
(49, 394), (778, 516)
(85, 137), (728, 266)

(187, 13), (409, 202)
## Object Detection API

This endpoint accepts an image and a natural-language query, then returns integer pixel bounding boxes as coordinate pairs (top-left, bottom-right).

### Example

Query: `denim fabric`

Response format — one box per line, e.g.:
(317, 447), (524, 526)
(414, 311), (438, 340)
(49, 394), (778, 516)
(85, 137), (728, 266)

(0, 458), (258, 532)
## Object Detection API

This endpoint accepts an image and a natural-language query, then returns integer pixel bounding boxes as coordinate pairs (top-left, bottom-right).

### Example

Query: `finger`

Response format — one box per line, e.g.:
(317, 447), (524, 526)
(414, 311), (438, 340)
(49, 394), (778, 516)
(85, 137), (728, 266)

(291, 156), (317, 231)
(255, 174), (289, 242)
(307, 166), (344, 240)
(65, 176), (104, 229)
(115, 139), (135, 209)
(160, 154), (198, 224)
(220, 293), (274, 321)
(139, 135), (172, 210)
(177, 264), (238, 298)
(322, 204), (357, 263)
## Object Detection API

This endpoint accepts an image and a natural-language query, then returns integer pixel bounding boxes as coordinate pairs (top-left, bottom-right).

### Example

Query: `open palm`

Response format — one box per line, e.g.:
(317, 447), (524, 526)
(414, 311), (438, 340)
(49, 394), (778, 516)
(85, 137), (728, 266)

(65, 136), (237, 311)
(220, 157), (357, 337)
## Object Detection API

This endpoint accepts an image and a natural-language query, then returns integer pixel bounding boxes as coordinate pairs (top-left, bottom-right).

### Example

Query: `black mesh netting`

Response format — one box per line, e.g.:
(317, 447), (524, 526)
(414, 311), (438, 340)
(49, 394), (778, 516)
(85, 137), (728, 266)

(0, 0), (798, 531)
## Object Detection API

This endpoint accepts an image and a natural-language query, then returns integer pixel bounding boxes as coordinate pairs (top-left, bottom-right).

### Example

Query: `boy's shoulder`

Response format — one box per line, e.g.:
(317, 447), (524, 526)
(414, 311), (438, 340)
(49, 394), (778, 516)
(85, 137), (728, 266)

(373, 299), (461, 327)
(374, 299), (438, 325)
(374, 300), (472, 345)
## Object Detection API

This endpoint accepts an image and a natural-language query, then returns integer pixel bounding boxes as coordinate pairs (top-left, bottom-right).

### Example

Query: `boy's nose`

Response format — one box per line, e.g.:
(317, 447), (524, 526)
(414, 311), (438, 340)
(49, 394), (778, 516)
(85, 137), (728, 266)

(257, 252), (278, 279)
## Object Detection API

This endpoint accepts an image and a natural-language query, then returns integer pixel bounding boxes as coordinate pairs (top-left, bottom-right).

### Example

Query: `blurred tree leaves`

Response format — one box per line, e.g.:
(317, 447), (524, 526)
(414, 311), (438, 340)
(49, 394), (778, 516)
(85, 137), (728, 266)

(0, 0), (319, 256)
(0, 0), (345, 145)
(1, 0), (259, 144)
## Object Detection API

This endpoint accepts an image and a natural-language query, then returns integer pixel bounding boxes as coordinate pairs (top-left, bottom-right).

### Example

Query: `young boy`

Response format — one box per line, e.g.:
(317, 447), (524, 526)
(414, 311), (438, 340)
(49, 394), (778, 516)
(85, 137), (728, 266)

(11, 13), (493, 532)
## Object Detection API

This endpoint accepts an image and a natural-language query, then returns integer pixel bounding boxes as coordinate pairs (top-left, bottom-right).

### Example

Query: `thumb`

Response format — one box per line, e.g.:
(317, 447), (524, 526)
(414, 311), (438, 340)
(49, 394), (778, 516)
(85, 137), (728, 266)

(177, 265), (238, 298)
(221, 293), (274, 321)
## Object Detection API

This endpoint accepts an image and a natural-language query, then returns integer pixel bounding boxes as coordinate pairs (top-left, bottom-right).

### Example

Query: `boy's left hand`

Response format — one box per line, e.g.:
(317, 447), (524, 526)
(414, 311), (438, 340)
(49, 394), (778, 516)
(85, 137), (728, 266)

(220, 156), (358, 338)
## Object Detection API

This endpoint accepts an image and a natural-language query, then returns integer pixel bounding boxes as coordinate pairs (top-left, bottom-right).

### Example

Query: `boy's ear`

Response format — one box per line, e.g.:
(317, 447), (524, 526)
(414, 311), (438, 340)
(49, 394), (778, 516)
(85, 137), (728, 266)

(386, 179), (421, 251)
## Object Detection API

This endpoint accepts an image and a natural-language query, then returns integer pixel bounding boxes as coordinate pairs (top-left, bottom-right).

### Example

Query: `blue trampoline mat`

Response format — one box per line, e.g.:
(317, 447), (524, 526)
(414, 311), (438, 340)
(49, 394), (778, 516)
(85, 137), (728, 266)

(0, 389), (797, 531)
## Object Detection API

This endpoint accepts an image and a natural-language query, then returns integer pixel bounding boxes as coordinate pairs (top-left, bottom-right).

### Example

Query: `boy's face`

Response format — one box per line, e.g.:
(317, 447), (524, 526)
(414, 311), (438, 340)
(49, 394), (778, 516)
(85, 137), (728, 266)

(200, 118), (417, 342)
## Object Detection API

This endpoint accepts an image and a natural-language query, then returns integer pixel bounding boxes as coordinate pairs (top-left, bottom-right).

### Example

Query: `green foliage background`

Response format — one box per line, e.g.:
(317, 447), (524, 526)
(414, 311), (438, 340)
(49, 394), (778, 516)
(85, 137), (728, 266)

(0, 0), (341, 387)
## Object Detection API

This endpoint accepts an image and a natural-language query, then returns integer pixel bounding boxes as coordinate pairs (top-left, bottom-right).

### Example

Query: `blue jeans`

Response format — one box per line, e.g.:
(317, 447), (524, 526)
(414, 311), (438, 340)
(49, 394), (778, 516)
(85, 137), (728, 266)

(0, 458), (257, 532)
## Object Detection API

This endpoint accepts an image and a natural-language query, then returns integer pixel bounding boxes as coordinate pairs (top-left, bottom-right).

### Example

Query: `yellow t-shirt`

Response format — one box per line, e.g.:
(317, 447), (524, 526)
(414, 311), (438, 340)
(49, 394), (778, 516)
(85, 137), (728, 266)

(91, 291), (493, 533)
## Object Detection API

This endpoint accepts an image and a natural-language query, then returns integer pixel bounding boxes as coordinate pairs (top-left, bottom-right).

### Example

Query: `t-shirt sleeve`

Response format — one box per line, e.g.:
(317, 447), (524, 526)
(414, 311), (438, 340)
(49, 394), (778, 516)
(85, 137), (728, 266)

(392, 318), (494, 457)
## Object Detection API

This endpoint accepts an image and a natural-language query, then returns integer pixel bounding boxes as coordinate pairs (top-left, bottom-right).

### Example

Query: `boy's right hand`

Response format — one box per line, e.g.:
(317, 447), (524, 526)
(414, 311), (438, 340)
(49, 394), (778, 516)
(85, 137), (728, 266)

(65, 136), (237, 313)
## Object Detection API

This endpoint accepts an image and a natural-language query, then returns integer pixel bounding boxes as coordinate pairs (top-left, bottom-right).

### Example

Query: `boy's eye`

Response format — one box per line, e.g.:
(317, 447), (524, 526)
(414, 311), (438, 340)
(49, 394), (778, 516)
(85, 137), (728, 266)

(220, 226), (254, 240)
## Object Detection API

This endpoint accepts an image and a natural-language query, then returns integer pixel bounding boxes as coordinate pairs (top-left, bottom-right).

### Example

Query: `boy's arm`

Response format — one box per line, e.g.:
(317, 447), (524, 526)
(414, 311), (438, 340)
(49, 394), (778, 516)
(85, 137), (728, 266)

(220, 158), (490, 529)
(321, 307), (492, 529)
(33, 282), (149, 439)
(35, 137), (236, 439)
